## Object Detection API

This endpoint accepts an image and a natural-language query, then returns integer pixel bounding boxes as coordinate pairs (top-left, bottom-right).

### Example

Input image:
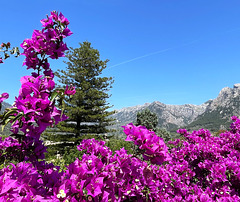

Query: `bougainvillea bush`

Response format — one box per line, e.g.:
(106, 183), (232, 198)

(0, 11), (240, 202)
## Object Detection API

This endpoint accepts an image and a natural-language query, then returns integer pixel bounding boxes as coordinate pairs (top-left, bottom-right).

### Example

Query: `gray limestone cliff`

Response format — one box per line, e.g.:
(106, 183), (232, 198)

(111, 84), (240, 132)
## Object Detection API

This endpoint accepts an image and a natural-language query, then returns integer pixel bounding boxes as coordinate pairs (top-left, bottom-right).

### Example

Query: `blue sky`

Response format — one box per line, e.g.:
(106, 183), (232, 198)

(1, 1), (240, 110)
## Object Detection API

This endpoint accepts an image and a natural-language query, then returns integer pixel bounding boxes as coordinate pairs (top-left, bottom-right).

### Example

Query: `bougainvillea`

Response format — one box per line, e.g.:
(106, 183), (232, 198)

(0, 11), (240, 202)
(0, 11), (73, 168)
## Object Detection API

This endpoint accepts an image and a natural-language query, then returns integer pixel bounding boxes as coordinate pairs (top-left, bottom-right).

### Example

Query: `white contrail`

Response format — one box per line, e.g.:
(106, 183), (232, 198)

(108, 48), (172, 69)
(107, 26), (240, 69)
(107, 40), (199, 69)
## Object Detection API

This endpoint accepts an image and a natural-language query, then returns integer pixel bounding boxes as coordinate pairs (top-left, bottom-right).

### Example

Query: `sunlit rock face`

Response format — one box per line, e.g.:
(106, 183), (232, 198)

(111, 84), (240, 131)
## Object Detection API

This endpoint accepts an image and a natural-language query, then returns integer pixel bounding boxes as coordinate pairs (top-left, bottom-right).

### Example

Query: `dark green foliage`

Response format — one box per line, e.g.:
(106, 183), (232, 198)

(136, 109), (158, 131)
(62, 147), (85, 166)
(44, 132), (102, 158)
(104, 138), (134, 155)
(55, 41), (115, 136)
(155, 127), (172, 142)
(44, 132), (134, 167)
(135, 109), (173, 142)
(44, 133), (102, 166)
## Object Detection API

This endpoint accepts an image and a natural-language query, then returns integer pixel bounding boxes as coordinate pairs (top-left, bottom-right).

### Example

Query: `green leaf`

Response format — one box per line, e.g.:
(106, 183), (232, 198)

(2, 108), (18, 119)
(19, 120), (23, 128)
(11, 113), (24, 126)
(50, 91), (59, 103)
(2, 116), (14, 131)
(4, 53), (10, 59)
(13, 47), (19, 55)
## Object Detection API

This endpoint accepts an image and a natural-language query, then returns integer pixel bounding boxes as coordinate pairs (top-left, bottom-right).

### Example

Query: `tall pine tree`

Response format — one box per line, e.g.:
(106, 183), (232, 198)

(55, 41), (115, 136)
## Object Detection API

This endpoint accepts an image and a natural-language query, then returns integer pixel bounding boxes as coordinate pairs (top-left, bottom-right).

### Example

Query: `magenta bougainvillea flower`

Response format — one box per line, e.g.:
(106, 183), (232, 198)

(122, 123), (171, 165)
(64, 84), (76, 96)
(0, 92), (9, 103)
(21, 11), (72, 73)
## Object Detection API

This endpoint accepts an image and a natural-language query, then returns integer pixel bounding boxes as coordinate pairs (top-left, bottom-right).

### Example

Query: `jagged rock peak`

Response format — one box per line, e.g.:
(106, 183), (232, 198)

(117, 102), (150, 112)
(217, 84), (240, 100)
(234, 83), (240, 89)
(220, 87), (231, 93)
(152, 101), (165, 106)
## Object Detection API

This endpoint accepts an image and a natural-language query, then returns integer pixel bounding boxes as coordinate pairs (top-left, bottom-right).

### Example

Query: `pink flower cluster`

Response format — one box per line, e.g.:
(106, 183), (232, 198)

(0, 93), (9, 103)
(0, 11), (74, 167)
(2, 120), (240, 201)
(13, 75), (67, 136)
(21, 11), (72, 76)
(122, 123), (171, 165)
(54, 121), (240, 201)
(64, 84), (76, 96)
(0, 161), (63, 201)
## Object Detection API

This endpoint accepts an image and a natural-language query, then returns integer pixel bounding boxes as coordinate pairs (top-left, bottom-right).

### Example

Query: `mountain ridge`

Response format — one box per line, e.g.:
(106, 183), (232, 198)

(111, 84), (240, 132)
(0, 101), (11, 114)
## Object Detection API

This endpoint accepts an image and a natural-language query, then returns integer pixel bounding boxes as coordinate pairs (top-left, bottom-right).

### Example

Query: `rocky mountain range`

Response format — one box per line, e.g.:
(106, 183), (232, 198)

(0, 101), (11, 114)
(0, 102), (12, 135)
(111, 84), (240, 132)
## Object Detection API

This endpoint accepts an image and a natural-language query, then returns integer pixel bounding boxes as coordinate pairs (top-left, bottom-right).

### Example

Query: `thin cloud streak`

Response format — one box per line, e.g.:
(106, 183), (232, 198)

(107, 27), (240, 70)
(107, 40), (200, 69)
(108, 48), (172, 69)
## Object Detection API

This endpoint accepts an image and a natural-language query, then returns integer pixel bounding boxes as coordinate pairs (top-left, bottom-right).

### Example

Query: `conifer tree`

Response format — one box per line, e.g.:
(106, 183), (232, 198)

(136, 109), (172, 142)
(55, 41), (115, 136)
(136, 109), (158, 131)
